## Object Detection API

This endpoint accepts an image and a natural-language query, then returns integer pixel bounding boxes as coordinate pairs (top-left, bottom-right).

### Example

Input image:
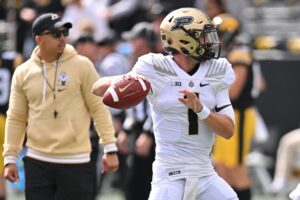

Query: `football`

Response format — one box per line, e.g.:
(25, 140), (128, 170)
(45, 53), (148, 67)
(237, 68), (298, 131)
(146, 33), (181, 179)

(103, 76), (151, 109)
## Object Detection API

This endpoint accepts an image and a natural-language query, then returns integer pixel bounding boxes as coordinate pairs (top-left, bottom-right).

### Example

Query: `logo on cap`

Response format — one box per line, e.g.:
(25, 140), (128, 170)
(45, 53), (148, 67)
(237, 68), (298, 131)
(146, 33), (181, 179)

(51, 14), (59, 20)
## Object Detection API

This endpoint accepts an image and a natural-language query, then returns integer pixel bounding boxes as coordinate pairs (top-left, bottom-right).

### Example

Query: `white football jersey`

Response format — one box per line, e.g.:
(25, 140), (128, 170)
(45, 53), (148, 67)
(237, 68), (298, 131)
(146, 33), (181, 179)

(132, 53), (235, 178)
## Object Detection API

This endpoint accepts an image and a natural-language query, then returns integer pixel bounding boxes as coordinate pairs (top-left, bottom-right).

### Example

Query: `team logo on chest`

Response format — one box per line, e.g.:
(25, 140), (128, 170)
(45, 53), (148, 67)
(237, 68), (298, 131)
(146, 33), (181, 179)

(189, 81), (194, 87)
(58, 71), (69, 86)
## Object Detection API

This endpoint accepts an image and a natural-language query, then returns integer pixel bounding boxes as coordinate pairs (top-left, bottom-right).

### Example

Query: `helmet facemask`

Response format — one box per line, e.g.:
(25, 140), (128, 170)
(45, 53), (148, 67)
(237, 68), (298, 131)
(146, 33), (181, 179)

(180, 24), (221, 61)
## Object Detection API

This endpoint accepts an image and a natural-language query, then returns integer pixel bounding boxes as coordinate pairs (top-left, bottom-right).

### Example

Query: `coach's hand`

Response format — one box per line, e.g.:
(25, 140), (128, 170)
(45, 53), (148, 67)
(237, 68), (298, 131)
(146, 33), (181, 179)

(102, 153), (119, 173)
(4, 163), (19, 183)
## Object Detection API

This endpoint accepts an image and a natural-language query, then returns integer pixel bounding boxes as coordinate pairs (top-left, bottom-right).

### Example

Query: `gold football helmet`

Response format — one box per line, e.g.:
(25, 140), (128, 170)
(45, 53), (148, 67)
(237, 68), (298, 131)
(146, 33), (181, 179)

(212, 13), (240, 48)
(160, 7), (221, 60)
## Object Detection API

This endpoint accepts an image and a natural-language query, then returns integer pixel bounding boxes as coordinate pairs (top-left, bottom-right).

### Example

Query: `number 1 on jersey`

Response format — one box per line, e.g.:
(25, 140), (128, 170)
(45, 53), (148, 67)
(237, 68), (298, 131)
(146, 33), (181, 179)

(184, 93), (199, 135)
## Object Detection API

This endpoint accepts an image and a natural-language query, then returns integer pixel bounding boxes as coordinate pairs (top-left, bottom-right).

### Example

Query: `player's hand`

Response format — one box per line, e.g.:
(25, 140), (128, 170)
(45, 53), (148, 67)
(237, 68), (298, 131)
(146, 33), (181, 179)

(178, 89), (203, 113)
(4, 163), (19, 183)
(92, 76), (114, 97)
(122, 73), (148, 82)
(101, 153), (119, 173)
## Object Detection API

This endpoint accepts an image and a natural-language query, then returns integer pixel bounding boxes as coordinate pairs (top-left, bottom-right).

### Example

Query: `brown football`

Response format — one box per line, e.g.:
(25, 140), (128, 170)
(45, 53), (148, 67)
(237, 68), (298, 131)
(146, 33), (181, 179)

(103, 76), (151, 109)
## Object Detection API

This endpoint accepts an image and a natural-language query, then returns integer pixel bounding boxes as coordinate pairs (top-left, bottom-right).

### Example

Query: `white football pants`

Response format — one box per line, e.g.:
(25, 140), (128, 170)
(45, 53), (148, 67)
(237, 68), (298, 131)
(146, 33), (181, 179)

(148, 173), (238, 200)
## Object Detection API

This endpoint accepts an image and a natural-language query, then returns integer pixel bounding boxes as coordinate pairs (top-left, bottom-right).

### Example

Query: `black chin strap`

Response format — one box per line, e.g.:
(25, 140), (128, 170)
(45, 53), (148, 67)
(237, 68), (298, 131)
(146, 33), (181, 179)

(203, 49), (216, 59)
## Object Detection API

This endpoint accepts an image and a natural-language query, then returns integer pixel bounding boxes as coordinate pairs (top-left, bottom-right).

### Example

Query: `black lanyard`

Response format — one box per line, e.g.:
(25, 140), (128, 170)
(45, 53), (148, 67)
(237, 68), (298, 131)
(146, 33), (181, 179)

(41, 59), (59, 118)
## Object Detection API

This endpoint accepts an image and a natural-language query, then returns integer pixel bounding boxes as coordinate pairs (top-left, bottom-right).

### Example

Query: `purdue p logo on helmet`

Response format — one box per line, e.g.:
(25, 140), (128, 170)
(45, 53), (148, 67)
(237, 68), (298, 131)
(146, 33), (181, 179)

(160, 7), (221, 61)
(171, 17), (194, 31)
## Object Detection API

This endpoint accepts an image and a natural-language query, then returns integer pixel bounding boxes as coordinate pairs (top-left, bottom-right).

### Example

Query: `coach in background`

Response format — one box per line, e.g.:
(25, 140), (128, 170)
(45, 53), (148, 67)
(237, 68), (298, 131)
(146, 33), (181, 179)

(3, 13), (118, 200)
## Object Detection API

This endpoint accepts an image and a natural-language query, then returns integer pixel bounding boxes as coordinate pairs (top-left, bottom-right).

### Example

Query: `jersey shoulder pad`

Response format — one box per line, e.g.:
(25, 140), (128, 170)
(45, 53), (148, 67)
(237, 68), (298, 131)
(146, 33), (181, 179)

(205, 58), (235, 86)
(204, 58), (229, 78)
(139, 53), (177, 76)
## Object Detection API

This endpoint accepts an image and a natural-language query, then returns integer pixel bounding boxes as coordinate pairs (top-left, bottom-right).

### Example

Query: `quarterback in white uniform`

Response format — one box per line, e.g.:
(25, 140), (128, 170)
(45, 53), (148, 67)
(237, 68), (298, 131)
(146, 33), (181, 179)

(93, 8), (238, 200)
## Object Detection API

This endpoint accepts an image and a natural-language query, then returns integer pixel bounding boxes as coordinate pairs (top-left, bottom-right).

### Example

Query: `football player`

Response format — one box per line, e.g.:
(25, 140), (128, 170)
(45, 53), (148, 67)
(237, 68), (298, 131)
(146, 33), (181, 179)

(93, 8), (238, 200)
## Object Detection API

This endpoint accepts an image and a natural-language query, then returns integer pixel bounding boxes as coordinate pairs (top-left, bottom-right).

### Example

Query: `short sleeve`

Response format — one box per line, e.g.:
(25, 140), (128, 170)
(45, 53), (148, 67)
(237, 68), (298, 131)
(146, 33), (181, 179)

(215, 87), (235, 123)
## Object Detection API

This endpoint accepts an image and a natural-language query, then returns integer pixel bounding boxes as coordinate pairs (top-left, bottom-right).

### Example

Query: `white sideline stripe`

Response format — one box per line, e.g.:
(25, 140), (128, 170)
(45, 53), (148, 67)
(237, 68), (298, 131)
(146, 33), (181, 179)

(108, 87), (119, 102)
(138, 78), (147, 91)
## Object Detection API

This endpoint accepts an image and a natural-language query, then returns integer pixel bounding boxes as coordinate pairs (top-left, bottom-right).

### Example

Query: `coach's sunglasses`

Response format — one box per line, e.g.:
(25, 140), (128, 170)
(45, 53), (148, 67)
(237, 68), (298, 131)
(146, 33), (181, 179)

(40, 29), (69, 38)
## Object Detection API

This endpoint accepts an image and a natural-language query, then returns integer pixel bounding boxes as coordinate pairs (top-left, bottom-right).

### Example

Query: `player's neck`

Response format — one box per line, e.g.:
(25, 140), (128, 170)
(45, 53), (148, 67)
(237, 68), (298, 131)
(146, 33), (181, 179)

(173, 54), (200, 72)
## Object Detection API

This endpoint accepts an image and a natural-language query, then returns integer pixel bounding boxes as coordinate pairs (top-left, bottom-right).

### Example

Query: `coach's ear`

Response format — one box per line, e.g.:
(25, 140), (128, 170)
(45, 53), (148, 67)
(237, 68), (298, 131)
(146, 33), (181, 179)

(35, 35), (42, 45)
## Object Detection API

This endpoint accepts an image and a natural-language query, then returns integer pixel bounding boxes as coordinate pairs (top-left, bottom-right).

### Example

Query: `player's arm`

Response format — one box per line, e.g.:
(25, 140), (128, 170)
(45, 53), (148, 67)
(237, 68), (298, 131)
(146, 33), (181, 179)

(203, 113), (234, 139)
(92, 74), (127, 97)
(92, 76), (114, 97)
(206, 85), (235, 139)
(179, 89), (234, 139)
